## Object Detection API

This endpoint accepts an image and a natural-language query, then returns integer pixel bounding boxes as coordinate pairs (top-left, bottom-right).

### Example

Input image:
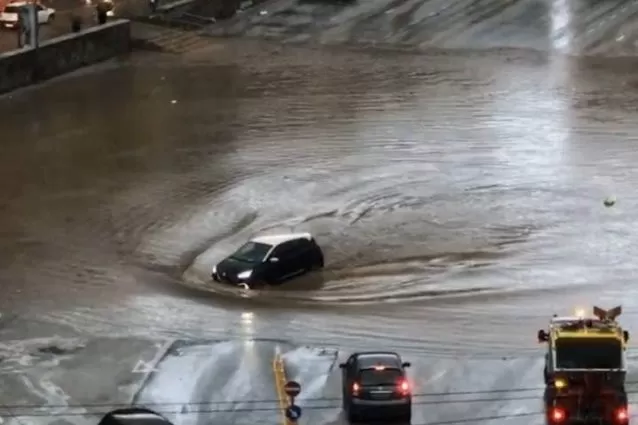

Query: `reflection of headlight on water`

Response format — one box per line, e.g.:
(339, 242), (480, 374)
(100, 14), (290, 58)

(241, 312), (255, 339)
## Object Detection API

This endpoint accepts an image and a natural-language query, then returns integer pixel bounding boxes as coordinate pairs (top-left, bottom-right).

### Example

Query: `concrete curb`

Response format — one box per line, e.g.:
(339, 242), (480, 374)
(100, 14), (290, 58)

(157, 0), (196, 12)
(0, 19), (131, 95)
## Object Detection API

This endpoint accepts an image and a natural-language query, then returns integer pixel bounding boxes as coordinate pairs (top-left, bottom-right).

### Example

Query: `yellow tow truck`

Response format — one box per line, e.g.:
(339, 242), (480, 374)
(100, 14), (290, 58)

(537, 306), (630, 425)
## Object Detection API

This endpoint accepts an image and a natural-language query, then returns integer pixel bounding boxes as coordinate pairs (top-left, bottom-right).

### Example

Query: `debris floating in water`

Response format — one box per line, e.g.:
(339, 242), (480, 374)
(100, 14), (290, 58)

(604, 196), (616, 207)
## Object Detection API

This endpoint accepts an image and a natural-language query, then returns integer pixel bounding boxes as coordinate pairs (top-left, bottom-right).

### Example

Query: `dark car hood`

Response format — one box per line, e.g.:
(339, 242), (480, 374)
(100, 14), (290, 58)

(216, 257), (255, 276)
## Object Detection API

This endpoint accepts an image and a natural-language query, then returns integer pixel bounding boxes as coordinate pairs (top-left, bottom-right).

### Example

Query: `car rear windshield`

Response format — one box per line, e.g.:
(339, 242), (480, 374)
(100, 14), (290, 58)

(4, 6), (21, 12)
(230, 242), (272, 263)
(555, 338), (622, 370)
(359, 369), (403, 386)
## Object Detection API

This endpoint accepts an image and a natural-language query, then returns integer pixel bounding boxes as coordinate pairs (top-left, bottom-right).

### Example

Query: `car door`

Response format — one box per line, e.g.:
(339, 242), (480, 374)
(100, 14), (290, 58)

(267, 241), (296, 282)
(342, 355), (357, 403)
(286, 239), (314, 273)
(294, 238), (316, 270)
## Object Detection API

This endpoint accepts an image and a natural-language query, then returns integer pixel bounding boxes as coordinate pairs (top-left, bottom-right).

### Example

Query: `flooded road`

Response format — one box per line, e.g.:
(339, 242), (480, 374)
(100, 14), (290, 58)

(207, 0), (638, 56)
(3, 0), (638, 423)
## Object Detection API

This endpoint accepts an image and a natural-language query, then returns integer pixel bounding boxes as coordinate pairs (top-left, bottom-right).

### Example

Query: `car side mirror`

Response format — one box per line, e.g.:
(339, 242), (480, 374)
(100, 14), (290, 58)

(339, 363), (346, 368)
(624, 331), (630, 342)
(538, 329), (549, 343)
(402, 362), (411, 368)
(269, 257), (279, 263)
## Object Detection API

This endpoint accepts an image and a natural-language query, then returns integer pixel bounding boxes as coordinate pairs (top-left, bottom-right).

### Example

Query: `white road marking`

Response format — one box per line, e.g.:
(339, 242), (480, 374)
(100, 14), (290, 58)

(131, 339), (174, 374)
(132, 359), (159, 373)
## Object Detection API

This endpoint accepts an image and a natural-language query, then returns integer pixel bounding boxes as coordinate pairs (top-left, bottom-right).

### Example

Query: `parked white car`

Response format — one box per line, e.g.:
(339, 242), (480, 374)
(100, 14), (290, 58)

(0, 2), (56, 29)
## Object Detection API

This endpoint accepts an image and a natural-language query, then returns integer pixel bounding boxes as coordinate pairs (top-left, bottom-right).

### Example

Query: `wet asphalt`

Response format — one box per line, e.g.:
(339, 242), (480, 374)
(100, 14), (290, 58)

(2, 1), (638, 424)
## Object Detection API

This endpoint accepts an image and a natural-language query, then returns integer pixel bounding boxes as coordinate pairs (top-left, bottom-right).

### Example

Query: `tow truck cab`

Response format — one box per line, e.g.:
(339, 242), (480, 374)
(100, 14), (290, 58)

(537, 306), (630, 425)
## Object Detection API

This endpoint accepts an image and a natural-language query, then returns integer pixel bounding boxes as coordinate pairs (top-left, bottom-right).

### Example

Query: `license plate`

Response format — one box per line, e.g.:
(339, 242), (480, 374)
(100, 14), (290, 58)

(370, 391), (393, 399)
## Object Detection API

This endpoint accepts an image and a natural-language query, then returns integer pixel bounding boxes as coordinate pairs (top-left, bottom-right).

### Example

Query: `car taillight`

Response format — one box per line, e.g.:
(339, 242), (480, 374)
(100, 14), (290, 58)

(398, 379), (410, 395)
(352, 382), (360, 396)
(550, 407), (566, 423)
(615, 407), (629, 423)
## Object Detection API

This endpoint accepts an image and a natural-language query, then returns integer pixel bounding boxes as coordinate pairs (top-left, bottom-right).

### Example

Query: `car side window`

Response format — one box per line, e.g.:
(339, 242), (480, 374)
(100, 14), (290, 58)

(297, 239), (313, 252)
(278, 240), (303, 259)
(289, 239), (309, 255)
(271, 241), (295, 259)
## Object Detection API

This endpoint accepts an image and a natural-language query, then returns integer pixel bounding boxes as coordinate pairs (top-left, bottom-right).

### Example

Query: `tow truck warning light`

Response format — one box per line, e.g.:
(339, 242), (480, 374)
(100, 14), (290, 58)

(550, 407), (566, 423)
(616, 407), (629, 422)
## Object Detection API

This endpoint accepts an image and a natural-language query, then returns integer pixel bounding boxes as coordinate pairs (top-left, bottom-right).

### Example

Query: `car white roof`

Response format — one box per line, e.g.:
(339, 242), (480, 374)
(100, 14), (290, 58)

(250, 232), (312, 246)
(5, 2), (50, 7)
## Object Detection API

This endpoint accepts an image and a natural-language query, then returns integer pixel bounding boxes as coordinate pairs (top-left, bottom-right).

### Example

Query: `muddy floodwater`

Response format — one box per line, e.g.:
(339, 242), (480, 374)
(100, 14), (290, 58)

(2, 4), (638, 423)
(2, 41), (638, 351)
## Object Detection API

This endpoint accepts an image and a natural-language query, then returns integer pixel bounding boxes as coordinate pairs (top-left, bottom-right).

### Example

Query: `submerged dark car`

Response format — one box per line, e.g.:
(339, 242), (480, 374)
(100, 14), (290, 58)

(211, 232), (324, 288)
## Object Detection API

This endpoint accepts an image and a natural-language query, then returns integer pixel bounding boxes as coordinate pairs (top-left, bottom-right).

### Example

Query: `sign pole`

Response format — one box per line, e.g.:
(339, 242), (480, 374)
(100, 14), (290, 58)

(283, 381), (302, 423)
(28, 1), (38, 48)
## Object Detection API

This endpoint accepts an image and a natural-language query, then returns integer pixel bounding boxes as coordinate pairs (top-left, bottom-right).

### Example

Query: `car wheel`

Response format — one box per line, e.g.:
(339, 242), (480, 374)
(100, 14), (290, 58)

(49, 13), (55, 21)
(401, 409), (412, 423)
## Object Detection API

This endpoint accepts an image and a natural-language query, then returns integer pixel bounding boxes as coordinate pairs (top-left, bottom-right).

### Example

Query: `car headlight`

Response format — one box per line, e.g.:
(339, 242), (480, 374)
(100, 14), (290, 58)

(237, 270), (252, 280)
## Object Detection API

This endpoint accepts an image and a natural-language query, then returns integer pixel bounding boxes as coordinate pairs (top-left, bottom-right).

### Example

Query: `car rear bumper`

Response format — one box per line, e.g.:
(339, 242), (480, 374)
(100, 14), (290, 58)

(352, 398), (410, 406)
(350, 398), (411, 416)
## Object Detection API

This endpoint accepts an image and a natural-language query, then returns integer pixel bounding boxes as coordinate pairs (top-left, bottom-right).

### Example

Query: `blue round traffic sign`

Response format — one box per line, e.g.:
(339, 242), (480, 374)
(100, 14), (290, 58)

(285, 405), (302, 421)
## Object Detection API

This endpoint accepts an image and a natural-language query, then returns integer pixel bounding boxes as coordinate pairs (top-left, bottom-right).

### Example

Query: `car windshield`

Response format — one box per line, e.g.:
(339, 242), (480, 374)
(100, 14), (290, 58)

(555, 338), (622, 369)
(230, 241), (272, 263)
(359, 369), (403, 386)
